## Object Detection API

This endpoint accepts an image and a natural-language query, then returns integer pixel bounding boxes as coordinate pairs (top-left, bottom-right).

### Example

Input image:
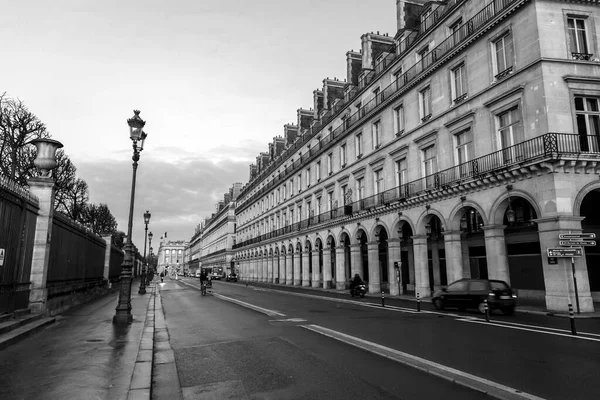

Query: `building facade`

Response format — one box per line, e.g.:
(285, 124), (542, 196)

(232, 0), (600, 313)
(156, 239), (188, 276)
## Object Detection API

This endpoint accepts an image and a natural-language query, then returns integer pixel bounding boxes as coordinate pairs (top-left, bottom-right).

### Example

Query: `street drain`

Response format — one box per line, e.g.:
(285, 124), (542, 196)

(86, 339), (104, 343)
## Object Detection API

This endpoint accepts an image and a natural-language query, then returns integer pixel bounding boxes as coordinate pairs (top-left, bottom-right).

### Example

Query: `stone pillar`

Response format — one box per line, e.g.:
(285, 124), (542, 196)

(350, 244), (362, 278)
(302, 251), (310, 286)
(279, 253), (285, 284)
(460, 240), (471, 278)
(263, 256), (268, 282)
(286, 252), (293, 285)
(335, 246), (346, 290)
(483, 225), (510, 284)
(388, 238), (401, 295)
(412, 235), (430, 298)
(431, 241), (442, 290)
(293, 252), (301, 285)
(444, 231), (464, 284)
(273, 254), (279, 284)
(312, 250), (321, 287)
(536, 216), (594, 313)
(251, 258), (256, 281)
(323, 248), (332, 288)
(28, 177), (56, 315)
(367, 242), (381, 294)
(267, 255), (273, 283)
(101, 234), (113, 283)
(407, 244), (416, 290)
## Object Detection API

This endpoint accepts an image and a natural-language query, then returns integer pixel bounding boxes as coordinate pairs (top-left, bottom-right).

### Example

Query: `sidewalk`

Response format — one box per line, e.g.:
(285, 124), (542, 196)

(0, 278), (157, 400)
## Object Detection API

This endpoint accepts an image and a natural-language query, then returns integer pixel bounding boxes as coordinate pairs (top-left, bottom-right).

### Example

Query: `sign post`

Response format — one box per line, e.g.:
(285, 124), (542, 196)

(557, 232), (596, 314)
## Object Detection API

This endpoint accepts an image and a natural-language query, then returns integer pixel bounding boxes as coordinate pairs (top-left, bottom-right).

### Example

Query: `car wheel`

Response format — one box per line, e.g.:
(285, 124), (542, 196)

(433, 298), (444, 310)
(502, 307), (515, 316)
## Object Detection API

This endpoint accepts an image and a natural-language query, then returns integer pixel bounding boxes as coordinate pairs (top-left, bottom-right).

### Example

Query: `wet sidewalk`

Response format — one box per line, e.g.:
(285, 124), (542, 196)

(0, 278), (157, 400)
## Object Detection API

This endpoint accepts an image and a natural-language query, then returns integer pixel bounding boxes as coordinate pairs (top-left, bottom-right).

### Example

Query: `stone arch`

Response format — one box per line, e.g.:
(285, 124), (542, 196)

(392, 215), (416, 238)
(274, 247), (279, 256)
(415, 206), (447, 235)
(288, 243), (294, 254)
(371, 221), (391, 240)
(337, 227), (352, 245)
(490, 188), (542, 225)
(448, 199), (489, 231)
(574, 180), (600, 216)
(296, 241), (303, 253)
(269, 248), (273, 257)
(354, 226), (369, 244)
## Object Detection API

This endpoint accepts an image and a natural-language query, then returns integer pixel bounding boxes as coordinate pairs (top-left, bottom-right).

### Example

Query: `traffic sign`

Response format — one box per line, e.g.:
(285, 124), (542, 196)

(0, 248), (4, 266)
(559, 233), (596, 240)
(559, 240), (596, 247)
(547, 247), (583, 257)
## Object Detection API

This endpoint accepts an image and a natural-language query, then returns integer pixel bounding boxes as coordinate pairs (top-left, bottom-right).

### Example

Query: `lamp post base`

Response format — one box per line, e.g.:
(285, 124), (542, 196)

(112, 312), (133, 324)
(113, 243), (135, 325)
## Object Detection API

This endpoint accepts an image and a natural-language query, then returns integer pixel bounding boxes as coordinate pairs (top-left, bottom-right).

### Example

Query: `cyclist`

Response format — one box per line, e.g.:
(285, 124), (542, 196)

(199, 270), (208, 294)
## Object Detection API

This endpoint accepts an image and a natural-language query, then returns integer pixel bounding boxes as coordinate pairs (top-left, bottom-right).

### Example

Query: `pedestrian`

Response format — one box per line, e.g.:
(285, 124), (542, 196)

(160, 271), (164, 282)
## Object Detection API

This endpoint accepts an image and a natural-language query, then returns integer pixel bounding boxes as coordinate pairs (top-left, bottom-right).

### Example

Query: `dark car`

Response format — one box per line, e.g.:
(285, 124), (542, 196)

(226, 274), (238, 282)
(432, 279), (517, 315)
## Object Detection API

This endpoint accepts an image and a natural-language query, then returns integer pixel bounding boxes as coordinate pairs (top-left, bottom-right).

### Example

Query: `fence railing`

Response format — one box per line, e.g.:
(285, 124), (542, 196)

(233, 133), (600, 249)
(237, 0), (519, 212)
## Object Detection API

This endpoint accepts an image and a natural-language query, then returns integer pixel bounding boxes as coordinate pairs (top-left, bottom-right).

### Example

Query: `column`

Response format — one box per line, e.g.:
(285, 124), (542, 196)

(444, 231), (464, 284)
(335, 246), (346, 290)
(412, 235), (430, 298)
(286, 252), (293, 285)
(388, 238), (401, 295)
(350, 244), (362, 278)
(28, 177), (56, 314)
(367, 242), (381, 294)
(431, 241), (442, 290)
(262, 256), (268, 282)
(407, 244), (416, 290)
(483, 225), (510, 284)
(293, 252), (301, 285)
(302, 251), (310, 286)
(537, 216), (594, 313)
(273, 254), (279, 284)
(312, 250), (321, 287)
(322, 248), (332, 289)
(267, 255), (273, 283)
(278, 253), (285, 284)
(252, 258), (257, 281)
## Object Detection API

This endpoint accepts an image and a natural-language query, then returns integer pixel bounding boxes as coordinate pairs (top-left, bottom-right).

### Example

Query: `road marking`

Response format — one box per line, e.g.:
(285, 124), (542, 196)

(302, 324), (545, 400)
(457, 318), (600, 342)
(212, 293), (286, 318)
(268, 318), (307, 322)
(459, 318), (600, 338)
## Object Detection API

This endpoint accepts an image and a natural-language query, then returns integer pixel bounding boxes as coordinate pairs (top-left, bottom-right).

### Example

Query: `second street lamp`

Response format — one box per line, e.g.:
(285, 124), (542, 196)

(139, 210), (151, 294)
(147, 232), (153, 285)
(113, 110), (148, 324)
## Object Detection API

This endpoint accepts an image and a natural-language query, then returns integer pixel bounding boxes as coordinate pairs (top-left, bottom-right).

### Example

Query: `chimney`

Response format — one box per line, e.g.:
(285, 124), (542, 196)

(297, 108), (314, 132)
(361, 32), (395, 70)
(249, 164), (257, 181)
(274, 136), (285, 157)
(346, 51), (362, 86)
(284, 124), (299, 147)
(230, 182), (243, 200)
(322, 78), (345, 110)
(313, 90), (324, 119)
(396, 0), (428, 32)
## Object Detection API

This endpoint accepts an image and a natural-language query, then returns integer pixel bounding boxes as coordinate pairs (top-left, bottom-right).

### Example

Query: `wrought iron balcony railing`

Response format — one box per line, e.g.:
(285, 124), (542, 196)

(233, 133), (600, 250)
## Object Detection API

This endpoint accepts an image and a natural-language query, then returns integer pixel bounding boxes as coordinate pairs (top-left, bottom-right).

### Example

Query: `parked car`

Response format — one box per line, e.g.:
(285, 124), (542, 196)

(211, 273), (222, 280)
(432, 279), (517, 315)
(226, 274), (238, 282)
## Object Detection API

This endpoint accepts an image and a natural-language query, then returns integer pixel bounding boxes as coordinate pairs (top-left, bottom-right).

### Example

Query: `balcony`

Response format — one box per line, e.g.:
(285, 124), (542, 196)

(233, 133), (600, 250)
(572, 52), (593, 61)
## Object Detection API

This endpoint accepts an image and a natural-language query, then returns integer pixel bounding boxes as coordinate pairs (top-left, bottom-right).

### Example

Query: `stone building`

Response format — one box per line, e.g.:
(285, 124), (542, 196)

(232, 0), (600, 313)
(156, 239), (188, 276)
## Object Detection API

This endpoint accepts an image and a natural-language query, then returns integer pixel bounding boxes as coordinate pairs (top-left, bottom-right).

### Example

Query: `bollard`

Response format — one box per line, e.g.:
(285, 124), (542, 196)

(484, 299), (490, 322)
(417, 293), (421, 312)
(381, 291), (385, 307)
(569, 303), (577, 336)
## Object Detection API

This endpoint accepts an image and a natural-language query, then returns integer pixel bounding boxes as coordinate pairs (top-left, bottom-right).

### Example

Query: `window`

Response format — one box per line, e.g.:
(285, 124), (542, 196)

(297, 205), (302, 222)
(340, 184), (347, 203)
(419, 86), (432, 121)
(327, 153), (333, 175)
(497, 107), (523, 162)
(340, 143), (347, 166)
(417, 45), (429, 63)
(316, 197), (322, 214)
(356, 177), (365, 200)
(575, 96), (600, 152)
(328, 191), (334, 211)
(316, 161), (321, 180)
(306, 168), (311, 186)
(493, 32), (514, 79)
(451, 63), (467, 103)
(455, 129), (474, 177)
(373, 87), (381, 103)
(395, 158), (407, 188)
(394, 105), (404, 135)
(276, 188), (280, 203)
(282, 184), (287, 199)
(289, 179), (294, 196)
(372, 121), (381, 148)
(447, 281), (468, 292)
(355, 133), (363, 158)
(374, 169), (384, 195)
(283, 211), (287, 225)
(422, 145), (437, 188)
(306, 201), (311, 218)
(297, 174), (301, 192)
(393, 68), (403, 86)
(568, 17), (591, 59)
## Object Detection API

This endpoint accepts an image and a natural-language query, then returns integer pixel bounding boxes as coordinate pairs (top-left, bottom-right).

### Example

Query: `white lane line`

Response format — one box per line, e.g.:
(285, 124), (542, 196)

(470, 318), (600, 338)
(302, 324), (545, 400)
(456, 318), (600, 342)
(212, 293), (286, 318)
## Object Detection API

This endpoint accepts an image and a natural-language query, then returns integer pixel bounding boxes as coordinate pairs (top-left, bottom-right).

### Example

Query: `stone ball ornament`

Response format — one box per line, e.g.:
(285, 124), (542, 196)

(30, 138), (64, 177)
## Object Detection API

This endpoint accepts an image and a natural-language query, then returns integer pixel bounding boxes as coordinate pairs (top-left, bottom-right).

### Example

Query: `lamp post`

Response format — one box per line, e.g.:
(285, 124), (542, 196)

(113, 110), (148, 324)
(139, 211), (151, 294)
(147, 233), (153, 285)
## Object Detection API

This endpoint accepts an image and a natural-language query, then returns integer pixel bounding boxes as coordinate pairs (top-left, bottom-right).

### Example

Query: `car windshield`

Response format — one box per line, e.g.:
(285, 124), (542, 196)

(490, 281), (509, 290)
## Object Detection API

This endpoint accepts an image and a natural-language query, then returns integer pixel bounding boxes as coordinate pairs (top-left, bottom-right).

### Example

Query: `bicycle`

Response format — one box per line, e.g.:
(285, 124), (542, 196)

(201, 282), (207, 296)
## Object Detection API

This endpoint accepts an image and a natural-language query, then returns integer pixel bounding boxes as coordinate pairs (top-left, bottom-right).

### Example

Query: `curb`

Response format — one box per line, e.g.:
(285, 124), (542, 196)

(0, 317), (56, 351)
(126, 284), (156, 400)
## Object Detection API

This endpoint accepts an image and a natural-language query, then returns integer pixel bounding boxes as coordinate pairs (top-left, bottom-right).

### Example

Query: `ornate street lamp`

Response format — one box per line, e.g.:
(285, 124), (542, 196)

(147, 232), (153, 285)
(506, 185), (516, 225)
(139, 211), (151, 294)
(114, 110), (148, 324)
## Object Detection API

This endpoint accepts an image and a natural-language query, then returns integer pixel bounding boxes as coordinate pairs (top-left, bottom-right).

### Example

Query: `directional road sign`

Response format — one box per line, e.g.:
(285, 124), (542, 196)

(558, 233), (596, 240)
(559, 240), (596, 247)
(547, 247), (583, 257)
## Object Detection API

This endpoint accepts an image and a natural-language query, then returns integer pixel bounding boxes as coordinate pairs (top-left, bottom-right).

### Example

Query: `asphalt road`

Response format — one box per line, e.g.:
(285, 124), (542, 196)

(159, 280), (488, 400)
(164, 278), (600, 400)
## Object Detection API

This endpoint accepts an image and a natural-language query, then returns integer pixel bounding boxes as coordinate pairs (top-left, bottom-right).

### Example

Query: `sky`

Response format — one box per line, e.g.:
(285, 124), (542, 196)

(1, 0), (397, 251)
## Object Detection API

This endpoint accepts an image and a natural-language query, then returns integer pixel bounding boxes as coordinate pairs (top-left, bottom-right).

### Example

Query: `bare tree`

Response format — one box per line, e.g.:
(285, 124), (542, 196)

(55, 178), (89, 222)
(0, 93), (49, 186)
(82, 203), (118, 235)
